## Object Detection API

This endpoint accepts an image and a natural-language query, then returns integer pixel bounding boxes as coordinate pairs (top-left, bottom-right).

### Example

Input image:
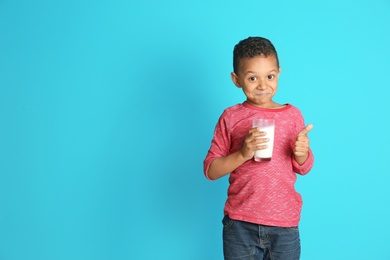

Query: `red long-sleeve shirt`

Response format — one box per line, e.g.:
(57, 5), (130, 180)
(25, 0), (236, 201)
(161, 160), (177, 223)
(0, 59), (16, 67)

(204, 102), (314, 227)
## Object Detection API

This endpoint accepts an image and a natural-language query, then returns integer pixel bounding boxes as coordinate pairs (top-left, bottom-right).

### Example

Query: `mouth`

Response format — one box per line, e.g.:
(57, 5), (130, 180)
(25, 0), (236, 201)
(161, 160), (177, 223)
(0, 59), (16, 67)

(254, 92), (271, 96)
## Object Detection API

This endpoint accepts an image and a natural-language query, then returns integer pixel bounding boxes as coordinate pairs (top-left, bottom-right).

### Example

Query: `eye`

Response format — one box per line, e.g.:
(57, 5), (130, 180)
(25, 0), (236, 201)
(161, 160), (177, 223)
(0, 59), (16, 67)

(249, 76), (257, 82)
(267, 75), (275, 80)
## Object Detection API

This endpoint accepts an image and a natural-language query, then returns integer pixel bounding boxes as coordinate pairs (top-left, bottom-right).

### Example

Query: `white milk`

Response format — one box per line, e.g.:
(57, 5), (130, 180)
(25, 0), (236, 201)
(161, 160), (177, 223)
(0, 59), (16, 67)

(252, 119), (275, 162)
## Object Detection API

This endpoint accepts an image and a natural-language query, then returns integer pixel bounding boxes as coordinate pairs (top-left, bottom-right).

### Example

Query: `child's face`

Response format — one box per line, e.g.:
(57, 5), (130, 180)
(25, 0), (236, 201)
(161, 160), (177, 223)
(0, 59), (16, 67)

(231, 55), (281, 108)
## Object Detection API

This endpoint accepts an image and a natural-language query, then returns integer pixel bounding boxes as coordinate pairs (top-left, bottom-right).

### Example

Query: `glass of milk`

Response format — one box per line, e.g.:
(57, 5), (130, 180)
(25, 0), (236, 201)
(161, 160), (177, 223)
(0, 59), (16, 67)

(252, 119), (275, 162)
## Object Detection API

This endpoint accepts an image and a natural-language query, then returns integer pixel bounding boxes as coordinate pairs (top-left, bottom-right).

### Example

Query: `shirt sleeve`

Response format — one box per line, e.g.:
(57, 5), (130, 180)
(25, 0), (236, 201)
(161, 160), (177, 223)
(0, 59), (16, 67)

(292, 148), (314, 175)
(290, 107), (314, 175)
(203, 112), (231, 180)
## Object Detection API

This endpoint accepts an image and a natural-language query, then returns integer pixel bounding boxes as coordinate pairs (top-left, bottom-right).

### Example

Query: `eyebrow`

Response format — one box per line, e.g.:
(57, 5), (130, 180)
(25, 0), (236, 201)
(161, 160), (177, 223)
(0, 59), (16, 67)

(244, 69), (278, 75)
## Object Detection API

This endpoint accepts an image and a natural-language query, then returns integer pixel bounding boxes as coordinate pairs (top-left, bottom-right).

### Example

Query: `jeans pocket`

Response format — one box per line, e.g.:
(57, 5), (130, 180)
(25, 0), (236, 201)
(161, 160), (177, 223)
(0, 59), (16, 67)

(222, 215), (234, 229)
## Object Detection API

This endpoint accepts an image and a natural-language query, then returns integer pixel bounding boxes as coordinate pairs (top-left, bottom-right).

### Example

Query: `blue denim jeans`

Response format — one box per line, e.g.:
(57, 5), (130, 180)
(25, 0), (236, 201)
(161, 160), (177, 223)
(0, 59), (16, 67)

(222, 215), (300, 260)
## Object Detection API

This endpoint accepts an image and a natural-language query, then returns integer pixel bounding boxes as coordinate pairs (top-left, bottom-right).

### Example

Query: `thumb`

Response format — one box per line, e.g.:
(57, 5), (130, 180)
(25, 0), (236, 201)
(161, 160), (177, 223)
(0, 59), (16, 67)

(298, 124), (313, 137)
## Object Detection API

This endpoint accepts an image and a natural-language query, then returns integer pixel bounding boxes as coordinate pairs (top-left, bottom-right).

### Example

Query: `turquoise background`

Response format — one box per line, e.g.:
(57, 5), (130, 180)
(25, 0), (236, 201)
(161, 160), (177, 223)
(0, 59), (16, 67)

(1, 0), (389, 259)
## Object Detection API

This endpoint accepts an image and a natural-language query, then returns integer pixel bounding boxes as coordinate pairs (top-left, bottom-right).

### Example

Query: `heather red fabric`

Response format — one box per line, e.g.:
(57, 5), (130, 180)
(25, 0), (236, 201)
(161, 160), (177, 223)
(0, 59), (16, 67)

(204, 102), (314, 227)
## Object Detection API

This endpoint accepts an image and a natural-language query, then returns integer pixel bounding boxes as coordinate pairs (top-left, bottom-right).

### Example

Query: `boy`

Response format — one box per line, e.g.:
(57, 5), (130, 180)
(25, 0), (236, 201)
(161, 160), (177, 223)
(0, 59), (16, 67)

(203, 37), (314, 260)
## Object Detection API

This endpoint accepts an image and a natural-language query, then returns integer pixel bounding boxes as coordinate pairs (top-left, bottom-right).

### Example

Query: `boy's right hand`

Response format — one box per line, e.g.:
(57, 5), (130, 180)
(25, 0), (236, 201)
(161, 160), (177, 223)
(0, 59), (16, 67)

(240, 128), (269, 161)
(207, 127), (269, 180)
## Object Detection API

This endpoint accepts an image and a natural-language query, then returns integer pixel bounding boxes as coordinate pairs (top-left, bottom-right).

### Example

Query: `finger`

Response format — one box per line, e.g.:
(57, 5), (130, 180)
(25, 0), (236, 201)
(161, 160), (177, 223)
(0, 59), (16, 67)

(246, 128), (257, 140)
(294, 145), (309, 154)
(294, 150), (308, 157)
(248, 129), (266, 139)
(295, 139), (309, 145)
(255, 144), (268, 151)
(254, 137), (270, 145)
(295, 143), (309, 151)
(298, 124), (313, 137)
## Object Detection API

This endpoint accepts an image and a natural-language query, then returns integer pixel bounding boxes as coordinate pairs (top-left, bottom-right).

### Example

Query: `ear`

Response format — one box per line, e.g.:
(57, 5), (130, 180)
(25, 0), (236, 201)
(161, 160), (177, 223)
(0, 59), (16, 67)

(230, 72), (241, 88)
(278, 67), (282, 77)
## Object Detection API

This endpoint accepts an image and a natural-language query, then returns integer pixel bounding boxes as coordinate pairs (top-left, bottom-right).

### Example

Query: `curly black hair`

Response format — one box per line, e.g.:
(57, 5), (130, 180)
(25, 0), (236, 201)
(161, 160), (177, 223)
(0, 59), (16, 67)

(233, 37), (279, 73)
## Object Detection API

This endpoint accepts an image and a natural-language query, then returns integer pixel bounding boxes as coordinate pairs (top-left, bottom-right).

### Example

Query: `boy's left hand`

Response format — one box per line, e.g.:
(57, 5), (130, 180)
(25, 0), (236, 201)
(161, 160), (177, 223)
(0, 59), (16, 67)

(294, 124), (313, 163)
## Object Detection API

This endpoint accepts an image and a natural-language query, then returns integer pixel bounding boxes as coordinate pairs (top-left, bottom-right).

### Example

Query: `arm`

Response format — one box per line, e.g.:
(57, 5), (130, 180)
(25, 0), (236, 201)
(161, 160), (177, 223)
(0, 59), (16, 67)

(207, 128), (268, 180)
(207, 151), (247, 180)
(292, 123), (314, 175)
(293, 124), (313, 165)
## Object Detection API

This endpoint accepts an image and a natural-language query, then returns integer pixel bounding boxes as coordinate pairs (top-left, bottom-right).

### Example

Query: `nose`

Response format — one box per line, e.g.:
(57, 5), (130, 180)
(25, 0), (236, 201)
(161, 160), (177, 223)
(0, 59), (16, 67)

(257, 79), (266, 89)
